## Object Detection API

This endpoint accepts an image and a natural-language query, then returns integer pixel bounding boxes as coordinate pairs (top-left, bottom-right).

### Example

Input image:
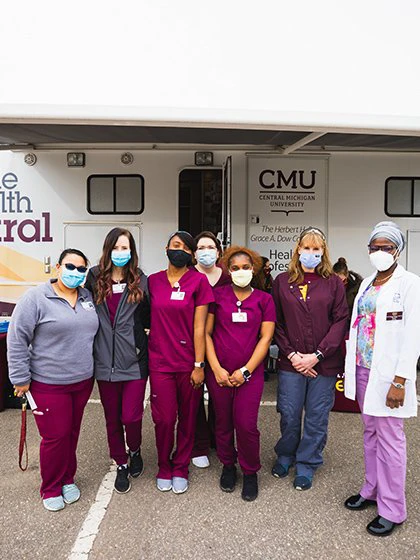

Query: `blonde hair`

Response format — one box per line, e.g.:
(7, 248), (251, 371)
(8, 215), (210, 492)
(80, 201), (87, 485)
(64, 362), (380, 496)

(288, 231), (333, 284)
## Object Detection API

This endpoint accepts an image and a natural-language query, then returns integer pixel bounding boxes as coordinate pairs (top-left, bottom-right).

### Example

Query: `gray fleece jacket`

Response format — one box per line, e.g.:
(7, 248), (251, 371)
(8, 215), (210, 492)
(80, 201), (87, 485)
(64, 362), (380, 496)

(7, 281), (99, 386)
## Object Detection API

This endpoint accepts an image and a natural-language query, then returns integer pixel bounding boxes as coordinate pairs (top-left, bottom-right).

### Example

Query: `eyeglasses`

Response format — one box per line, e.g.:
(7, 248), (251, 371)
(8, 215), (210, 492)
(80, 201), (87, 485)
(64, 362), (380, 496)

(64, 263), (88, 273)
(368, 245), (395, 253)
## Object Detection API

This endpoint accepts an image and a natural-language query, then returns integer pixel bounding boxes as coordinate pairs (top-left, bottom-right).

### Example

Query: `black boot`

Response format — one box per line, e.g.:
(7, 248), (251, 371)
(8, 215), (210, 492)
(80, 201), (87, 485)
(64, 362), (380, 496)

(242, 473), (258, 501)
(220, 465), (237, 492)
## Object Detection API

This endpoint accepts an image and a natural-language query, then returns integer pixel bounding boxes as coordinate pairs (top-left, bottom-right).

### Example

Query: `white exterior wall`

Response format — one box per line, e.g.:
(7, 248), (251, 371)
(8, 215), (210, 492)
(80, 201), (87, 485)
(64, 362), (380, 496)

(1, 148), (420, 308)
(328, 153), (420, 277)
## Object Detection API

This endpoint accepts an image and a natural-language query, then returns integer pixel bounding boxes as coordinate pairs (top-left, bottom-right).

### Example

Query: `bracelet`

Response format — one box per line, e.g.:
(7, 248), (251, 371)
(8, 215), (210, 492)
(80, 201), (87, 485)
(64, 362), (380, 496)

(288, 352), (297, 360)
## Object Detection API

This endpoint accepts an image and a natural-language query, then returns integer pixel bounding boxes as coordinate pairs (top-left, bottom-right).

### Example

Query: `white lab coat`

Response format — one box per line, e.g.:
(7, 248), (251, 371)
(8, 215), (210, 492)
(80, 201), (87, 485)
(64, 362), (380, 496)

(345, 264), (420, 418)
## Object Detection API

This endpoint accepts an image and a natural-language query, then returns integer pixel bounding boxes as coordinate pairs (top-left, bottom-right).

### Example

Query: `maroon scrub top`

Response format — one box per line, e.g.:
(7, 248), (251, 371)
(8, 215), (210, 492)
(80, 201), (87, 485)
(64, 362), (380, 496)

(106, 283), (124, 326)
(148, 268), (214, 372)
(272, 271), (348, 376)
(214, 268), (231, 288)
(194, 265), (231, 290)
(209, 285), (276, 373)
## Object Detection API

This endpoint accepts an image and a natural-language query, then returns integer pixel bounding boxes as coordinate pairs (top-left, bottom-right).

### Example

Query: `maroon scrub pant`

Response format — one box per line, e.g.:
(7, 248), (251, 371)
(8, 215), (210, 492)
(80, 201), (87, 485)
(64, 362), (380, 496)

(30, 377), (94, 499)
(206, 366), (264, 475)
(150, 370), (201, 479)
(192, 395), (216, 458)
(97, 378), (147, 466)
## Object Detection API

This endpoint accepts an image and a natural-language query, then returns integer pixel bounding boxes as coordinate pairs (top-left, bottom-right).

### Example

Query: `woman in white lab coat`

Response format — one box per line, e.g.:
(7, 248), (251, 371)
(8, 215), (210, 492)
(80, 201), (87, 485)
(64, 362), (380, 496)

(344, 221), (420, 537)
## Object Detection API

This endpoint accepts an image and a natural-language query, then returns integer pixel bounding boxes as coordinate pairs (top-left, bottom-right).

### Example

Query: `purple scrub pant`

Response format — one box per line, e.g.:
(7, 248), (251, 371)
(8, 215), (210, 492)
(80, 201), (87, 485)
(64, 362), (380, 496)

(206, 366), (264, 475)
(150, 370), (202, 479)
(97, 378), (147, 466)
(30, 378), (93, 499)
(356, 366), (407, 523)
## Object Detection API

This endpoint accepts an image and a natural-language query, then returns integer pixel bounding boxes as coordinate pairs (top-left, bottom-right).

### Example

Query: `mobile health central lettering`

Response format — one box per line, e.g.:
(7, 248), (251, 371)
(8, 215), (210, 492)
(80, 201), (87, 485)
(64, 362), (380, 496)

(0, 173), (53, 242)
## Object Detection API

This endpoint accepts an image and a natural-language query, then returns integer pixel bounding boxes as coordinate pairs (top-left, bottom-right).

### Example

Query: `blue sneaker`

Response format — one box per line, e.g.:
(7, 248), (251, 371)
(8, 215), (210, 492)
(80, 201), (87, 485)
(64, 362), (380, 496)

(172, 477), (189, 494)
(271, 462), (290, 478)
(294, 475), (313, 491)
(43, 496), (65, 511)
(156, 478), (172, 492)
(62, 483), (81, 504)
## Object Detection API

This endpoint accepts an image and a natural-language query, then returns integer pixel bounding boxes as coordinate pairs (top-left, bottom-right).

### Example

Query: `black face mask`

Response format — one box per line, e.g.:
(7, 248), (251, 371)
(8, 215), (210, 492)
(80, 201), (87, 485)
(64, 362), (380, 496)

(167, 249), (192, 268)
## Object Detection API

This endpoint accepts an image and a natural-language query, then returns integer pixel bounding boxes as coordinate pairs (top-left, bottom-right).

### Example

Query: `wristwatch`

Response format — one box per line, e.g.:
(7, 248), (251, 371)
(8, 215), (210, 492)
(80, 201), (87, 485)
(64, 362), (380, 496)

(194, 361), (205, 368)
(240, 366), (252, 382)
(315, 350), (324, 362)
(391, 381), (405, 389)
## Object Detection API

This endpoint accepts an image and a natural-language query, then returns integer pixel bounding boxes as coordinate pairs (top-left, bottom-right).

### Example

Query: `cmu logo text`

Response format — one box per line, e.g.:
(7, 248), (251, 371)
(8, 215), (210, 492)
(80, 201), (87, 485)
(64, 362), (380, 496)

(259, 169), (317, 189)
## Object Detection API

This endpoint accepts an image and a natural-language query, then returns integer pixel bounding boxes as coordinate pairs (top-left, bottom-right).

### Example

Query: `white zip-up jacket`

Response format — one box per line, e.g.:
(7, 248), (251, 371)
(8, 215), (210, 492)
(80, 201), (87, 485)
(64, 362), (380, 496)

(345, 264), (420, 418)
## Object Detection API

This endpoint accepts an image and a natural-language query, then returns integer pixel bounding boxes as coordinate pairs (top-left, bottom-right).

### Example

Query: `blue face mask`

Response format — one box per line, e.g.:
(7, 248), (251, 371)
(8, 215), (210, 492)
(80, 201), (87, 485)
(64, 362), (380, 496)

(196, 249), (217, 268)
(299, 252), (322, 270)
(61, 267), (86, 289)
(111, 250), (131, 267)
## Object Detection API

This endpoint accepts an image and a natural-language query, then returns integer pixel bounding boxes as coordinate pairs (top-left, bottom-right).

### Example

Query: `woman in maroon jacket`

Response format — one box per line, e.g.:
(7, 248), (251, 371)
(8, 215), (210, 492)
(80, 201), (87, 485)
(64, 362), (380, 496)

(272, 227), (348, 491)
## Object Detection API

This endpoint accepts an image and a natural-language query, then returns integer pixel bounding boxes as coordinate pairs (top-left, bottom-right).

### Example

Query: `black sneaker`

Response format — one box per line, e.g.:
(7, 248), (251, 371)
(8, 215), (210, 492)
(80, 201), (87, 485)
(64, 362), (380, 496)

(115, 465), (131, 494)
(129, 450), (144, 478)
(242, 473), (258, 502)
(220, 465), (237, 492)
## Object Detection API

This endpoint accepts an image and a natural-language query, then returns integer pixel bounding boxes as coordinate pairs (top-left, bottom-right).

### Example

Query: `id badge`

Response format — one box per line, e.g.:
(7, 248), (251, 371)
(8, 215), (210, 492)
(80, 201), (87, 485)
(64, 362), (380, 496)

(232, 312), (247, 323)
(81, 301), (95, 311)
(112, 283), (126, 294)
(171, 291), (185, 301)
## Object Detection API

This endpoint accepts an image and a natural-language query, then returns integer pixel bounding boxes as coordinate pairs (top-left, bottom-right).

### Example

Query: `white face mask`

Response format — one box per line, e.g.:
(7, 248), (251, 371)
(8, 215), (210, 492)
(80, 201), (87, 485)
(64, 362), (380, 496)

(369, 250), (396, 272)
(231, 269), (253, 288)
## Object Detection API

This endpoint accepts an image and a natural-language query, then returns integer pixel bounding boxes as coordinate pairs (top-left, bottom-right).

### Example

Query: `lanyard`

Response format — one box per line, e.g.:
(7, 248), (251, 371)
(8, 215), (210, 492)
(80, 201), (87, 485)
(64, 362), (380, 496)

(19, 395), (28, 472)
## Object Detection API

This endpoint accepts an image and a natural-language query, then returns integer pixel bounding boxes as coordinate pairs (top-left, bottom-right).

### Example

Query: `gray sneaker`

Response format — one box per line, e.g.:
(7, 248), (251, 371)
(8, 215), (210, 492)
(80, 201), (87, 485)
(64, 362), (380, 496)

(62, 483), (81, 504)
(43, 496), (65, 511)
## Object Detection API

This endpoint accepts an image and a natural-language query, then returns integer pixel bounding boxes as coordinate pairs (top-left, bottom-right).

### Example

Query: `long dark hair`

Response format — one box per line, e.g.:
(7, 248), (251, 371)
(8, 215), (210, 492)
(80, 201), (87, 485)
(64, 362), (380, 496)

(96, 228), (143, 304)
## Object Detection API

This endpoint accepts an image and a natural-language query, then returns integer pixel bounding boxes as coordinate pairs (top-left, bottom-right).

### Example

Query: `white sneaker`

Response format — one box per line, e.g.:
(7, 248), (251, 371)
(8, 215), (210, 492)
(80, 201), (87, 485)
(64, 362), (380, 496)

(192, 455), (210, 468)
(172, 477), (189, 494)
(156, 478), (172, 492)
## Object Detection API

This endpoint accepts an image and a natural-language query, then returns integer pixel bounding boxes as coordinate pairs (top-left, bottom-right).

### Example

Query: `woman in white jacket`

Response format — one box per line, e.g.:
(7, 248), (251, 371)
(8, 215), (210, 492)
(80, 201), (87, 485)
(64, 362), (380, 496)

(344, 221), (420, 537)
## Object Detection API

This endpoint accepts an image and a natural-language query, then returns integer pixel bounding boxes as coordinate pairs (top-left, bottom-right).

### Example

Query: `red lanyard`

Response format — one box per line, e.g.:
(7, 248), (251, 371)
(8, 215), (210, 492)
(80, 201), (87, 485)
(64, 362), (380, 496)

(19, 396), (28, 472)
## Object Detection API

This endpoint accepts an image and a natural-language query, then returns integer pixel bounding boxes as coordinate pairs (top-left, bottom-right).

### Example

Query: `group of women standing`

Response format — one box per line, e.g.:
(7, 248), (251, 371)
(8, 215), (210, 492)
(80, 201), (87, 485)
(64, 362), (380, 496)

(7, 221), (420, 538)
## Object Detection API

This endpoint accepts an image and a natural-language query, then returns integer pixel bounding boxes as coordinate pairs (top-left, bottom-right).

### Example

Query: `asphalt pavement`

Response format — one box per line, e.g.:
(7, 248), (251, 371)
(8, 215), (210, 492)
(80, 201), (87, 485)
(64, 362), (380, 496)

(0, 378), (419, 560)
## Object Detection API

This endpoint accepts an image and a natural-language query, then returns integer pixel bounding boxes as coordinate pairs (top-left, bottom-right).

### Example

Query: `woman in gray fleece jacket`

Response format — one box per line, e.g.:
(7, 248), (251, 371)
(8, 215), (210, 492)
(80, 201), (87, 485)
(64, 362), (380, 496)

(7, 249), (99, 512)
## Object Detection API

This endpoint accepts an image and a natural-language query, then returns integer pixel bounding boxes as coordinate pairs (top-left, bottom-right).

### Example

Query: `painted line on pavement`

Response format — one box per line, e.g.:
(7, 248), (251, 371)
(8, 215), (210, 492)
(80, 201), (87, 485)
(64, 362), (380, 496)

(68, 465), (116, 560)
(69, 382), (151, 559)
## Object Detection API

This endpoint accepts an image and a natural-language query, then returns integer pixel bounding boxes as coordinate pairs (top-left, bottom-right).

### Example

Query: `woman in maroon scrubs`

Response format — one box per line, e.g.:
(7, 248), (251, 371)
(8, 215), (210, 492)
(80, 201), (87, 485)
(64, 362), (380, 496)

(191, 231), (230, 468)
(205, 246), (275, 501)
(148, 231), (214, 494)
